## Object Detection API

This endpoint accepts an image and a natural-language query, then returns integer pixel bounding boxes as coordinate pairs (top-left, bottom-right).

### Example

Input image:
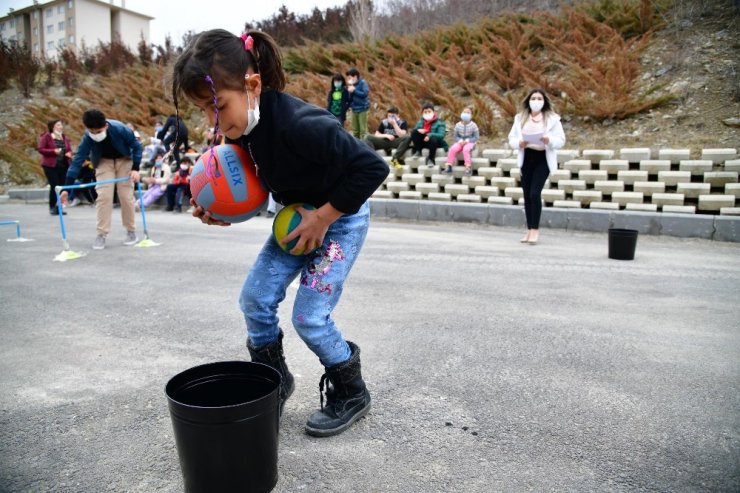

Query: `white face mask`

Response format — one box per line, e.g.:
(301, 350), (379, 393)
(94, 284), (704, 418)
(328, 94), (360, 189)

(89, 130), (107, 142)
(529, 100), (544, 113)
(180, 164), (188, 171)
(422, 113), (434, 121)
(243, 93), (260, 136)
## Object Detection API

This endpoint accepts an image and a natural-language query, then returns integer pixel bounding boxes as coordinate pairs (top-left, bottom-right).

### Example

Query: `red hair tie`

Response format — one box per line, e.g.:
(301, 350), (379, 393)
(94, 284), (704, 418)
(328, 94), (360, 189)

(240, 34), (254, 51)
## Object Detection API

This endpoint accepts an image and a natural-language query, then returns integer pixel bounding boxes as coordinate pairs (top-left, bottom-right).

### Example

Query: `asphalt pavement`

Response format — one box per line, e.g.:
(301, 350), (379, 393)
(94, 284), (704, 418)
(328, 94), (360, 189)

(0, 201), (739, 492)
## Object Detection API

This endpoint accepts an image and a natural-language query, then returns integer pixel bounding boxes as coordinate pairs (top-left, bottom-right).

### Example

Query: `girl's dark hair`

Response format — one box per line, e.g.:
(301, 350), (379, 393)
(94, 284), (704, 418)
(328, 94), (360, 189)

(331, 73), (345, 87)
(47, 119), (61, 133)
(521, 88), (553, 114)
(422, 102), (435, 111)
(172, 29), (286, 110)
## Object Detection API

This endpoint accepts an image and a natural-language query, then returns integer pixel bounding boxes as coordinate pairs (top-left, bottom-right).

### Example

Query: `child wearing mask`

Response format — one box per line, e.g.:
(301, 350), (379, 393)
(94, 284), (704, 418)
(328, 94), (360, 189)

(443, 106), (480, 176)
(326, 73), (350, 125)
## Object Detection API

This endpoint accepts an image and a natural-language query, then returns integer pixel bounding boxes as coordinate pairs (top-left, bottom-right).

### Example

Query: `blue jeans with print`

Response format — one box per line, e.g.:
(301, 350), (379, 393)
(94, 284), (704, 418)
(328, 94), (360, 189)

(240, 201), (370, 368)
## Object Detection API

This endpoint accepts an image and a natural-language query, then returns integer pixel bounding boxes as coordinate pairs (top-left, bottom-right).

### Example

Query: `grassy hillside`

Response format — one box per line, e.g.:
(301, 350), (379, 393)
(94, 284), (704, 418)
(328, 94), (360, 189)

(0, 1), (708, 188)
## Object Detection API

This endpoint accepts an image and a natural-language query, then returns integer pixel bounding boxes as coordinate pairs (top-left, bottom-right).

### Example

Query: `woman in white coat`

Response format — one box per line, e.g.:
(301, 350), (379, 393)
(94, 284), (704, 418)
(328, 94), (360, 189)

(508, 88), (566, 244)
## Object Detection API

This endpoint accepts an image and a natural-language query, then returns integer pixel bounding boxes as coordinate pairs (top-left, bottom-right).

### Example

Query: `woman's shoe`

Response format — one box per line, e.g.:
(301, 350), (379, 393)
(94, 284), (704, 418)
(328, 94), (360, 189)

(520, 233), (530, 243)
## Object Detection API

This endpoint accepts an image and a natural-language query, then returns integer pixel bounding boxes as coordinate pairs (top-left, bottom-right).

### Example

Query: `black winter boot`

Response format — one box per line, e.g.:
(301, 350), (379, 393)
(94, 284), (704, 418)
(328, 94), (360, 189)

(305, 341), (371, 437)
(247, 329), (295, 415)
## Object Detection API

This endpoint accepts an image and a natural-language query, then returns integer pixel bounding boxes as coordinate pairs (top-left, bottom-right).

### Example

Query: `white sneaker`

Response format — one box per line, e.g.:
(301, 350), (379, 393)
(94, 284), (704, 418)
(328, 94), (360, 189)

(69, 197), (81, 207)
(92, 235), (106, 250)
(123, 231), (137, 246)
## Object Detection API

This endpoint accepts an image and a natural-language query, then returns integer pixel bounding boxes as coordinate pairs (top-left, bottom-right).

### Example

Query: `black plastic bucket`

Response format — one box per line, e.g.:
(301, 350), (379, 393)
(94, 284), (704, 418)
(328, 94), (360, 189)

(166, 361), (281, 493)
(608, 228), (638, 260)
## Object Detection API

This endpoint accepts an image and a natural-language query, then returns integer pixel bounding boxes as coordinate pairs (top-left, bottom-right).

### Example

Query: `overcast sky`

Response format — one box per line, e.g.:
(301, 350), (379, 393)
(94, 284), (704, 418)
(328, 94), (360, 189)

(1, 0), (349, 46)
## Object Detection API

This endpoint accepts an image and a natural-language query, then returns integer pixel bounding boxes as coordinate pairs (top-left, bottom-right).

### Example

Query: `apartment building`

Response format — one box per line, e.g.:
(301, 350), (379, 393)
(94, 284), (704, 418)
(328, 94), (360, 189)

(0, 0), (152, 58)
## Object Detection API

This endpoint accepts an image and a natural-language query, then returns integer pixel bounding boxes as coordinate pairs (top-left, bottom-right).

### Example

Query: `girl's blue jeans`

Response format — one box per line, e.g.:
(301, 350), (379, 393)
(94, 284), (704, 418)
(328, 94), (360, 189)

(239, 201), (370, 367)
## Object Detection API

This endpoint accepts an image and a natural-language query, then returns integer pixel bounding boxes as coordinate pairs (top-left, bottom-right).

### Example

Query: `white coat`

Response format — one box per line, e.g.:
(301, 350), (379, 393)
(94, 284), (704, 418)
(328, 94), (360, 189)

(507, 112), (566, 173)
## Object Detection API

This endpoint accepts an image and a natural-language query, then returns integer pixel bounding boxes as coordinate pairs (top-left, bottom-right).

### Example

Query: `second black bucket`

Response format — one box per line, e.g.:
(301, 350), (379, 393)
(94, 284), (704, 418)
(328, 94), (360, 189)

(166, 361), (281, 493)
(608, 228), (639, 260)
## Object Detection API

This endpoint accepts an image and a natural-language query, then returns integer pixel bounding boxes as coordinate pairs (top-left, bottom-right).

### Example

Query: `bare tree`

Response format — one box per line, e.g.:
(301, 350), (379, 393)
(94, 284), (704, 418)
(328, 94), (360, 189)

(350, 0), (378, 43)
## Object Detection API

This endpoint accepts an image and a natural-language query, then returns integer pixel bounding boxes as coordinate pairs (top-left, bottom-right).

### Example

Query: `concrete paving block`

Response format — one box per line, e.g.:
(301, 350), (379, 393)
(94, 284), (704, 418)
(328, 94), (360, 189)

(542, 189), (566, 203)
(488, 196), (514, 206)
(698, 194), (735, 212)
(657, 171), (691, 186)
(462, 176), (486, 188)
(481, 148), (511, 163)
(662, 205), (696, 214)
(548, 169), (572, 184)
(611, 210), (662, 235)
(612, 191), (644, 206)
(714, 216), (740, 242)
(427, 192), (452, 202)
(415, 183), (441, 196)
(540, 207), (569, 229)
(444, 166), (466, 179)
(703, 171), (739, 187)
(660, 213), (714, 239)
(563, 160), (592, 173)
(701, 148), (738, 164)
(393, 164), (411, 177)
(719, 207), (740, 216)
(384, 198), (421, 220)
(639, 159), (672, 174)
(679, 160), (713, 176)
(383, 172), (396, 185)
(599, 159), (630, 174)
(444, 184), (471, 197)
(658, 148), (691, 163)
(626, 203), (658, 212)
(496, 158), (518, 173)
(8, 188), (48, 201)
(456, 194), (482, 203)
(477, 167), (503, 180)
(572, 190), (603, 205)
(558, 179), (587, 194)
(387, 181), (410, 193)
(579, 169), (608, 184)
(633, 181), (665, 197)
(566, 208), (612, 232)
(419, 166), (439, 178)
(431, 174), (455, 186)
(401, 173), (426, 186)
(676, 182), (710, 199)
(474, 186), (500, 199)
(552, 200), (582, 208)
(557, 149), (580, 164)
(594, 180), (625, 195)
(488, 204), (524, 227)
(490, 177), (517, 190)
(590, 201), (620, 210)
(723, 159), (740, 172)
(582, 149), (615, 163)
(504, 187), (523, 201)
(651, 193), (685, 207)
(725, 183), (740, 199)
(620, 147), (651, 162)
(399, 191), (423, 200)
(471, 158), (490, 170)
(617, 170), (649, 185)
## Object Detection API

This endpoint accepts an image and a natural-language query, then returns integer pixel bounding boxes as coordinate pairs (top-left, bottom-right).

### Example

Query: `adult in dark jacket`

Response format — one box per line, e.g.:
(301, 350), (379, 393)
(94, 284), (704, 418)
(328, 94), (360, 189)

(157, 114), (189, 164)
(62, 109), (142, 250)
(37, 119), (72, 215)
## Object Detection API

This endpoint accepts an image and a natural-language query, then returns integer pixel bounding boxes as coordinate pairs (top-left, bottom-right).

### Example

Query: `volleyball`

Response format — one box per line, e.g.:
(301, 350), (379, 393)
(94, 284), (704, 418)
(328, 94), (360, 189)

(189, 144), (268, 223)
(272, 203), (316, 255)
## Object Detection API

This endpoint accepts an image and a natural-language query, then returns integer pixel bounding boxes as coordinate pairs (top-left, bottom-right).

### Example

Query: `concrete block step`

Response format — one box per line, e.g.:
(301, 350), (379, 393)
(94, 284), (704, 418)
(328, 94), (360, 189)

(698, 194), (735, 211)
(456, 194), (482, 203)
(415, 183), (441, 196)
(558, 179), (587, 193)
(509, 168), (521, 182)
(496, 158), (518, 172)
(548, 169), (571, 184)
(387, 182), (410, 193)
(639, 160), (671, 174)
(474, 185), (500, 198)
(399, 191), (422, 200)
(612, 191), (644, 206)
(553, 200), (582, 208)
(477, 167), (503, 180)
(481, 149), (512, 162)
(488, 196), (514, 205)
(504, 187), (523, 200)
(701, 148), (737, 164)
(617, 170), (649, 185)
(427, 192), (452, 201)
(626, 203), (658, 212)
(633, 181), (665, 196)
(490, 177), (517, 190)
(542, 189), (566, 202)
(662, 205), (696, 214)
(719, 207), (740, 215)
(444, 184), (471, 197)
(724, 159), (740, 172)
(725, 183), (740, 199)
(599, 159), (630, 174)
(619, 147), (651, 162)
(590, 201), (620, 210)
(557, 149), (580, 164)
(431, 174), (455, 186)
(651, 193), (685, 206)
(582, 149), (615, 163)
(657, 171), (691, 186)
(703, 171), (738, 187)
(562, 159), (592, 173)
(676, 182), (710, 198)
(372, 190), (393, 199)
(572, 190), (603, 205)
(462, 176), (486, 188)
(679, 160), (713, 176)
(594, 180), (625, 195)
(578, 170), (608, 184)
(658, 149), (690, 163)
(401, 173), (425, 186)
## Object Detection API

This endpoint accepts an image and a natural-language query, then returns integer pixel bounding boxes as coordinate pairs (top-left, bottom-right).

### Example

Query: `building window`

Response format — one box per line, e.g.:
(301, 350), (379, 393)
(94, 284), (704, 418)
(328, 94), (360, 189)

(0, 22), (5, 32)
(47, 24), (53, 34)
(46, 8), (53, 18)
(58, 22), (64, 31)
(9, 18), (15, 28)
(68, 1), (74, 8)
(58, 39), (65, 47)
(33, 26), (38, 36)
(47, 41), (54, 50)
(68, 17), (73, 27)
(34, 43), (39, 52)
(57, 5), (65, 14)
(33, 11), (38, 19)
(69, 34), (74, 44)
